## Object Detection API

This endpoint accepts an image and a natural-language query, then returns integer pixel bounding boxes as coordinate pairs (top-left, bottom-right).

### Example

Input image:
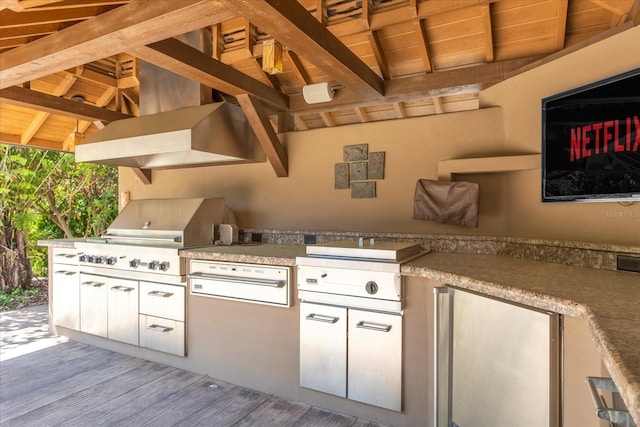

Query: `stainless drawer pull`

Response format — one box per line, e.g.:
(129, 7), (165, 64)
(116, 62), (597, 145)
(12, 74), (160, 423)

(189, 272), (285, 288)
(55, 270), (77, 276)
(147, 324), (173, 333)
(55, 254), (76, 258)
(356, 321), (392, 332)
(82, 281), (105, 287)
(305, 313), (339, 324)
(147, 290), (173, 298)
(111, 285), (134, 292)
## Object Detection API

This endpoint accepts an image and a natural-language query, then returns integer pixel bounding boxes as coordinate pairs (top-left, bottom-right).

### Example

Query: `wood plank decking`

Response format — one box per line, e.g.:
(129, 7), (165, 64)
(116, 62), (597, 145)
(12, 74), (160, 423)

(0, 306), (385, 427)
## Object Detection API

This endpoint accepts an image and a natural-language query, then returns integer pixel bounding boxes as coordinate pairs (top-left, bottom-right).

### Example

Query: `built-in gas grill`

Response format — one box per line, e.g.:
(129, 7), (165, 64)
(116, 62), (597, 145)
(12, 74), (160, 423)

(68, 197), (234, 357)
(76, 197), (234, 285)
(295, 238), (426, 412)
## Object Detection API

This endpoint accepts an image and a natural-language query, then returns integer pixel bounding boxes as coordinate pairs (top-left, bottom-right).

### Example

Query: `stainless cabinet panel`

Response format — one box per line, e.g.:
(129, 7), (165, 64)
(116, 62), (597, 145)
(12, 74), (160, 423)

(300, 302), (347, 397)
(139, 314), (185, 356)
(348, 308), (402, 411)
(107, 277), (139, 345)
(139, 281), (185, 321)
(79, 273), (108, 337)
(52, 264), (79, 330)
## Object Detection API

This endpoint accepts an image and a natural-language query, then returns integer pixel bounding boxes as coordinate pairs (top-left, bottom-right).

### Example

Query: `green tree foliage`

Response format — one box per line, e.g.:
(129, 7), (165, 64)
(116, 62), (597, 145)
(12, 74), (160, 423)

(0, 145), (118, 290)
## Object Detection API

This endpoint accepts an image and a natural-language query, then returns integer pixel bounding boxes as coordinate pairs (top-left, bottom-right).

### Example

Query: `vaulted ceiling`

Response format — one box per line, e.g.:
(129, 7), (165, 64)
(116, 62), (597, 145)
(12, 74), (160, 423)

(1, 0), (639, 157)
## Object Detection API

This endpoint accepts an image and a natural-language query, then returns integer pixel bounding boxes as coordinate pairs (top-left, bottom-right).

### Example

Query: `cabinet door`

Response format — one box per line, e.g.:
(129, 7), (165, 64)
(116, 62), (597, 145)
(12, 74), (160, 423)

(52, 264), (80, 330)
(139, 282), (185, 321)
(107, 277), (139, 345)
(79, 273), (108, 337)
(300, 302), (347, 397)
(348, 308), (403, 411)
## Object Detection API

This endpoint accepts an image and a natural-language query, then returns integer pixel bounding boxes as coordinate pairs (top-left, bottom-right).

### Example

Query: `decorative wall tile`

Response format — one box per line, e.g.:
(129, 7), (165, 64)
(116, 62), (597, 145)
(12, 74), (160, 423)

(368, 152), (385, 179)
(335, 163), (350, 189)
(350, 161), (368, 181)
(343, 144), (368, 161)
(351, 181), (376, 198)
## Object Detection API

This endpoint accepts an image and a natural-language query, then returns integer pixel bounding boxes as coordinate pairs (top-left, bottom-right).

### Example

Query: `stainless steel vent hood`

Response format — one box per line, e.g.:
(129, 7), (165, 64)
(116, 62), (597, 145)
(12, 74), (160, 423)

(75, 102), (265, 169)
(75, 30), (265, 169)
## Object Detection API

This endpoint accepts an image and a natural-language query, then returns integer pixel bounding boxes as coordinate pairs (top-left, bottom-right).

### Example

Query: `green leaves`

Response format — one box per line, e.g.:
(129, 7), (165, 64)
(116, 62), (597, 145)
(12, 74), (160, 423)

(1, 144), (118, 279)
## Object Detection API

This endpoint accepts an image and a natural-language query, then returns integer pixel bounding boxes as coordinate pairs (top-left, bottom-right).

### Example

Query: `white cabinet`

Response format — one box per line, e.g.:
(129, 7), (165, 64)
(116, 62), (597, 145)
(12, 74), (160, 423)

(107, 278), (139, 345)
(300, 302), (403, 411)
(139, 281), (186, 356)
(348, 308), (402, 410)
(300, 302), (347, 397)
(51, 262), (79, 330)
(79, 273), (108, 337)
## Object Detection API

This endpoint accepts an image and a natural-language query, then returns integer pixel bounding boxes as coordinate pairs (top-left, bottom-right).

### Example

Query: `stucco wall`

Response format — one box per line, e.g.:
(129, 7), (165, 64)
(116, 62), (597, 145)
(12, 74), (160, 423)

(481, 26), (640, 245)
(120, 107), (509, 236)
(120, 26), (640, 245)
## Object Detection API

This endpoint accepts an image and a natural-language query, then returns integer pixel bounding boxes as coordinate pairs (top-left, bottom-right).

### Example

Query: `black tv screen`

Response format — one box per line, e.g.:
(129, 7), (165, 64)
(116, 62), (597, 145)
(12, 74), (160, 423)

(542, 68), (640, 202)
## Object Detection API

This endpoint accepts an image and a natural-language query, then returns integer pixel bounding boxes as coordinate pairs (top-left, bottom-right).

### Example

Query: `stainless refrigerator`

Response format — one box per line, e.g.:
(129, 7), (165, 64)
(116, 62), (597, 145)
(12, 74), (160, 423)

(434, 287), (561, 427)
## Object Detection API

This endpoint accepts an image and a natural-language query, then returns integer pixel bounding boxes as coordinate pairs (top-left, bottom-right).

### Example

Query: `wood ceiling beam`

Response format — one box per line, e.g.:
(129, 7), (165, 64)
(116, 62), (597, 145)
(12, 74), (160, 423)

(0, 6), (104, 27)
(1, 132), (63, 151)
(128, 37), (289, 111)
(236, 93), (288, 178)
(0, 0), (63, 12)
(290, 57), (537, 113)
(554, 0), (569, 50)
(219, 0), (384, 98)
(22, 71), (77, 145)
(0, 86), (132, 122)
(393, 102), (406, 119)
(413, 19), (432, 73)
(62, 85), (116, 151)
(285, 50), (312, 86)
(0, 0), (236, 89)
(367, 30), (390, 80)
(480, 4), (494, 63)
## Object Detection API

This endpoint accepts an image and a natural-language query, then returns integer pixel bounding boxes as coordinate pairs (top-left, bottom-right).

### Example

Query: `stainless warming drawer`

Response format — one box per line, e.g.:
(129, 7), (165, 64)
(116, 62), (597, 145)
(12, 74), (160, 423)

(189, 260), (291, 307)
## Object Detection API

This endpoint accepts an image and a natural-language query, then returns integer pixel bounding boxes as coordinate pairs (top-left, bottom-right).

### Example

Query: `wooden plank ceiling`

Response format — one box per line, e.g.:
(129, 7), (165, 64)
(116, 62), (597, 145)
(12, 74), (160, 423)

(1, 0), (639, 155)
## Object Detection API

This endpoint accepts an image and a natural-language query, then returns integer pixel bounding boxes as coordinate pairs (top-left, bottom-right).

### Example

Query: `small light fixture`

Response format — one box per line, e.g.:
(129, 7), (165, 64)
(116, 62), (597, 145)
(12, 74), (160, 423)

(70, 95), (86, 150)
(302, 82), (335, 104)
(262, 39), (284, 74)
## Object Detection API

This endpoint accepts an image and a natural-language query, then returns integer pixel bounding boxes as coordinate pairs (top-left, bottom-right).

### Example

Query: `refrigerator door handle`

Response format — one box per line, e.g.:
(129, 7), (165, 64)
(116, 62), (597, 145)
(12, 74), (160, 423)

(434, 286), (453, 427)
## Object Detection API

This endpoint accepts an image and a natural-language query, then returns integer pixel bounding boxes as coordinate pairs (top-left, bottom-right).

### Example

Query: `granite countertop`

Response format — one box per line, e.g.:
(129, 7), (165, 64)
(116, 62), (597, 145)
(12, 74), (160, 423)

(180, 244), (306, 267)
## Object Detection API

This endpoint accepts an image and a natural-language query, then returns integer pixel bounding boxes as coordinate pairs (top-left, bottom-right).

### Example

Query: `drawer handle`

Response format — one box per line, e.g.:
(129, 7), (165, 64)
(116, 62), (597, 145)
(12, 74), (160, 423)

(111, 285), (135, 292)
(55, 270), (77, 276)
(147, 290), (173, 298)
(189, 272), (286, 288)
(147, 324), (173, 333)
(305, 313), (339, 324)
(82, 281), (105, 287)
(55, 254), (76, 259)
(356, 321), (392, 332)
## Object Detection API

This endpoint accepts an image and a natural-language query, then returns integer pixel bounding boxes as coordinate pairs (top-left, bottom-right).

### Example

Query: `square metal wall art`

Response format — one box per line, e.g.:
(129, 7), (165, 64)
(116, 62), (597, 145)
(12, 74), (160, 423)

(335, 143), (386, 199)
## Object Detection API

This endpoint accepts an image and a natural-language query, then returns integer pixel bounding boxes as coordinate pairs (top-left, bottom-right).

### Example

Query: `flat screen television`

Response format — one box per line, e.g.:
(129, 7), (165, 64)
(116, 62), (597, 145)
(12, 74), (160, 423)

(541, 68), (640, 202)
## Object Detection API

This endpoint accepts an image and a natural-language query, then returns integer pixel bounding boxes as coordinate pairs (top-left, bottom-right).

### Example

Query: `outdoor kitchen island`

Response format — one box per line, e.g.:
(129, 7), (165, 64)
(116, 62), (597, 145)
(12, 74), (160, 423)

(40, 238), (640, 426)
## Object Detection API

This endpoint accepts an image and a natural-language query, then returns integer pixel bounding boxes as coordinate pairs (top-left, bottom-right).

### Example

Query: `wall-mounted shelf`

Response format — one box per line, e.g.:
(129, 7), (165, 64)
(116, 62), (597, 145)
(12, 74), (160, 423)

(437, 154), (541, 181)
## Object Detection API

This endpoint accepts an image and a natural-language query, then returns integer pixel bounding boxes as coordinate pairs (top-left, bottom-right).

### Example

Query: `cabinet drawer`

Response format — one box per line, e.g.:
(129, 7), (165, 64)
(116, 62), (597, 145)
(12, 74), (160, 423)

(139, 314), (185, 356)
(52, 247), (78, 265)
(139, 282), (185, 321)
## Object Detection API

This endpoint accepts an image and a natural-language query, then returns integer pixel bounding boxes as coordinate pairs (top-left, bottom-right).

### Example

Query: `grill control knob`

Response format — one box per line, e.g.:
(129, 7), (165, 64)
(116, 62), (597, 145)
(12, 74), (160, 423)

(159, 261), (170, 272)
(129, 259), (140, 268)
(365, 281), (379, 295)
(95, 256), (105, 264)
(79, 254), (88, 262)
(106, 257), (117, 266)
(148, 260), (159, 270)
(88, 255), (96, 263)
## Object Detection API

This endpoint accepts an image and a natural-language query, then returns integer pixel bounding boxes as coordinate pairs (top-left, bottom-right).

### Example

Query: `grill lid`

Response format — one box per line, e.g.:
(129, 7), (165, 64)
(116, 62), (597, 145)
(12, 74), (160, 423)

(99, 197), (234, 248)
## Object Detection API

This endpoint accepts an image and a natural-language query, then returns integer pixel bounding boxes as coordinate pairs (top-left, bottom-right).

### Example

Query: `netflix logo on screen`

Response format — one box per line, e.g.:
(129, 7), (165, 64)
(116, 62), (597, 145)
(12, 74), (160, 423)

(542, 68), (640, 202)
(569, 116), (640, 162)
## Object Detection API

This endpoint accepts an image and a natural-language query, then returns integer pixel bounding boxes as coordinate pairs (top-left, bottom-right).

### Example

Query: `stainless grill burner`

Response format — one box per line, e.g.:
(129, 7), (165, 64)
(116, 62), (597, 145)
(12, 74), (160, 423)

(75, 197), (234, 284)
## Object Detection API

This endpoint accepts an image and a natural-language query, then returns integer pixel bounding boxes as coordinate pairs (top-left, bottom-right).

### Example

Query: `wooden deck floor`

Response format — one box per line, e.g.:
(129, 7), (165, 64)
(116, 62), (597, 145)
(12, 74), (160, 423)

(0, 306), (385, 427)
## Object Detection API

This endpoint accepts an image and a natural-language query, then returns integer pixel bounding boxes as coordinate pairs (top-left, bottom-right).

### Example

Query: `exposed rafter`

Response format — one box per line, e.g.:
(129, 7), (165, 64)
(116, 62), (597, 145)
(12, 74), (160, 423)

(219, 0), (384, 98)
